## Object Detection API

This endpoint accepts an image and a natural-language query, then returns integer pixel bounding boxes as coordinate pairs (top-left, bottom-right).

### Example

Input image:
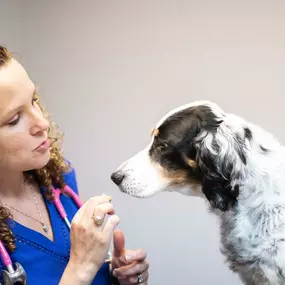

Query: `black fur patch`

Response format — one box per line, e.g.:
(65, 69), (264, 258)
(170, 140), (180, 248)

(149, 105), (222, 181)
(260, 145), (269, 153)
(244, 127), (252, 141)
(150, 106), (221, 160)
(235, 133), (247, 164)
(202, 177), (239, 211)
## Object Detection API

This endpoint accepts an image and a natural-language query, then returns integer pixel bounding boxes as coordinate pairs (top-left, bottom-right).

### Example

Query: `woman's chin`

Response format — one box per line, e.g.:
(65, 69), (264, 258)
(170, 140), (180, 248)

(26, 152), (51, 171)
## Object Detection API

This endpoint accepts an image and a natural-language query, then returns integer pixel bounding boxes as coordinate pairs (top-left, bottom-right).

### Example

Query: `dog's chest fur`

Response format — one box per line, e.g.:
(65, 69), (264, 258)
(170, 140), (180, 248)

(218, 189), (285, 284)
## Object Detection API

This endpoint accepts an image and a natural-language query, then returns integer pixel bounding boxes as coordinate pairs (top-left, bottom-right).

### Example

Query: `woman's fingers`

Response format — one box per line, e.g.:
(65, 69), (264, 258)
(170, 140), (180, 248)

(74, 194), (112, 223)
(69, 194), (120, 280)
(103, 215), (121, 235)
(113, 260), (149, 279)
(92, 202), (115, 229)
(116, 269), (149, 285)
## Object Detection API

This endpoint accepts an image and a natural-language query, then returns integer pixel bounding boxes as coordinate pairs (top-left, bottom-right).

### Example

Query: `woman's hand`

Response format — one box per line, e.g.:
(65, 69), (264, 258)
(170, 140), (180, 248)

(60, 194), (120, 285)
(111, 230), (149, 285)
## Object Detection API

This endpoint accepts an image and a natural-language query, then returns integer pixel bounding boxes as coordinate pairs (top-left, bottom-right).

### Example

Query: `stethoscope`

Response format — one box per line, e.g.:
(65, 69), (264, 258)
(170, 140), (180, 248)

(0, 185), (112, 285)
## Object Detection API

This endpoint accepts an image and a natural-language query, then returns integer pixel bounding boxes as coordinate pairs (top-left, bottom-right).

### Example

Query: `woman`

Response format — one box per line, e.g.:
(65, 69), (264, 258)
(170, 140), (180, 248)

(0, 45), (149, 284)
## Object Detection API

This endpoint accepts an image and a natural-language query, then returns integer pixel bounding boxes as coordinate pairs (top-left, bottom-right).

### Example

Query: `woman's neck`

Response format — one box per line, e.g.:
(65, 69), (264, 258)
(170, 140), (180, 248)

(0, 170), (26, 198)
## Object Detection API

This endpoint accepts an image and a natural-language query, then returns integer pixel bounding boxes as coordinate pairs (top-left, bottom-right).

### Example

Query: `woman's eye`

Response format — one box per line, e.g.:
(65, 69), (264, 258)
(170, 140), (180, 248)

(6, 95), (38, 127)
(32, 96), (38, 105)
(8, 114), (20, 126)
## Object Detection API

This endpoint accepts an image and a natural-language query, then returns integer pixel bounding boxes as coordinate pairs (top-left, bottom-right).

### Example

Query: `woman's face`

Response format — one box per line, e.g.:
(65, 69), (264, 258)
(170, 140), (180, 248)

(0, 59), (50, 172)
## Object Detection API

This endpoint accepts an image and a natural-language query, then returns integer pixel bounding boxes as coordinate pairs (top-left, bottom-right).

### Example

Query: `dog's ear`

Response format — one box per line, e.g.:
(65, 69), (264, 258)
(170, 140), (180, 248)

(195, 126), (248, 211)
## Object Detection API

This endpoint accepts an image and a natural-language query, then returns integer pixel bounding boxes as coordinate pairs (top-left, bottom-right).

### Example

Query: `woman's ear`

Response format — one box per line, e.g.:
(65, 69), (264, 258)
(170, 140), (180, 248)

(201, 176), (239, 212)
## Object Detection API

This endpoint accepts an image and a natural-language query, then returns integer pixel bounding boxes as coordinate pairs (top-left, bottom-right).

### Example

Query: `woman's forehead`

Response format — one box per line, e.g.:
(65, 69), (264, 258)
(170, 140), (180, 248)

(0, 59), (34, 94)
(0, 59), (34, 116)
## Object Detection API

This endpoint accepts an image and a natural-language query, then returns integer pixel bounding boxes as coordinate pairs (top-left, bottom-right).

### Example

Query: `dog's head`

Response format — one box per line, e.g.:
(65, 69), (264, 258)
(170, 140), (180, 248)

(111, 100), (252, 212)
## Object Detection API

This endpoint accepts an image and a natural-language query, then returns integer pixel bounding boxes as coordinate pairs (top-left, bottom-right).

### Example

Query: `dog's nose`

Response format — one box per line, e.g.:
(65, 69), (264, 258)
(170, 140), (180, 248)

(111, 171), (125, 186)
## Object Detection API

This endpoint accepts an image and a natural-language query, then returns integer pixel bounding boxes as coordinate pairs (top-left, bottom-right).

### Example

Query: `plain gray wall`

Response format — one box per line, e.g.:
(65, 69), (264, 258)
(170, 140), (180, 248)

(2, 0), (285, 284)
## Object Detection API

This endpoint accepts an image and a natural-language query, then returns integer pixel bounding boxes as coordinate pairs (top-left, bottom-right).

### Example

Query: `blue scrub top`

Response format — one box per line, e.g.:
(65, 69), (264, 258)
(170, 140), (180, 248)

(0, 164), (112, 285)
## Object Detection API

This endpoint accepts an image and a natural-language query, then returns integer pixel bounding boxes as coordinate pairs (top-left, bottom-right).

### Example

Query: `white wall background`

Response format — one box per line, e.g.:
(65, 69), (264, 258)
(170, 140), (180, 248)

(2, 0), (285, 284)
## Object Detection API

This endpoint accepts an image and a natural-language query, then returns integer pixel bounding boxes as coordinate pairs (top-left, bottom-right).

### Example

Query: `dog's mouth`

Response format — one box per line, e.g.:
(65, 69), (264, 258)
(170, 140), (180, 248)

(113, 176), (158, 197)
(120, 189), (149, 198)
(111, 165), (172, 198)
(115, 182), (151, 198)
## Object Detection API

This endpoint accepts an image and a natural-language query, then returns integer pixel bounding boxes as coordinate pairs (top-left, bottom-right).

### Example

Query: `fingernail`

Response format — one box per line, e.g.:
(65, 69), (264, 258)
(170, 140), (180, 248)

(125, 255), (132, 262)
(112, 270), (118, 277)
(102, 193), (112, 201)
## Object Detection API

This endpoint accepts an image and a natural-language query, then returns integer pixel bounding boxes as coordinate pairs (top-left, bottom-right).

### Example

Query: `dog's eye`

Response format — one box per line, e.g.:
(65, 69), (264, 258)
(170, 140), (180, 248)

(158, 141), (170, 151)
(150, 138), (171, 155)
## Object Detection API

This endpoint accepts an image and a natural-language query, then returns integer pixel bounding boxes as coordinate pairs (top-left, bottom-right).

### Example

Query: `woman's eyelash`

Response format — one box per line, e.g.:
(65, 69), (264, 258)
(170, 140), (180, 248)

(7, 96), (38, 126)
(32, 94), (39, 104)
(8, 115), (20, 126)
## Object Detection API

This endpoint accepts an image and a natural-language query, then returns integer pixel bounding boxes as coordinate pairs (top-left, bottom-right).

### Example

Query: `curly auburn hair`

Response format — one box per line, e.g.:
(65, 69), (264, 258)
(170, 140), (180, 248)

(0, 45), (71, 252)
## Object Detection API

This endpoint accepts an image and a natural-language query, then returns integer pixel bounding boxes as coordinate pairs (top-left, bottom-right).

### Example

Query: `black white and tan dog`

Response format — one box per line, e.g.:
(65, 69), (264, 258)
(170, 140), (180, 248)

(111, 100), (285, 285)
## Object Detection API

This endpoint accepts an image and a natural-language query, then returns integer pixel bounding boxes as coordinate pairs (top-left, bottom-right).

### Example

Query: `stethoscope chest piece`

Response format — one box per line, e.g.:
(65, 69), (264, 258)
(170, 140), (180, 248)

(2, 262), (27, 285)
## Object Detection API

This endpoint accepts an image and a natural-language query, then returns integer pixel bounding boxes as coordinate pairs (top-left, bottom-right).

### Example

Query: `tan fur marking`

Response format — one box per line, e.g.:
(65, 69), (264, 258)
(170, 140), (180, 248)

(150, 159), (202, 195)
(188, 159), (198, 168)
(181, 154), (198, 169)
(161, 167), (200, 185)
(151, 128), (159, 137)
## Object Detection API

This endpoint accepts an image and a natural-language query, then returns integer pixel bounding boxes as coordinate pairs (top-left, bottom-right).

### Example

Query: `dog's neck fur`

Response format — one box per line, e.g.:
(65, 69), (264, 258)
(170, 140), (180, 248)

(238, 122), (285, 204)
(211, 122), (285, 284)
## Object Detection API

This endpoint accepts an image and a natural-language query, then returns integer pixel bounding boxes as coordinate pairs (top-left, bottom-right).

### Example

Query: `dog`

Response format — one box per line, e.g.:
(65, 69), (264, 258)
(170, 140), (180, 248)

(110, 100), (285, 285)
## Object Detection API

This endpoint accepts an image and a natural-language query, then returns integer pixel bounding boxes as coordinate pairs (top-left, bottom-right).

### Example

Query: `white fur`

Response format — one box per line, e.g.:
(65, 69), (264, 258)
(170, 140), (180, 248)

(113, 101), (285, 284)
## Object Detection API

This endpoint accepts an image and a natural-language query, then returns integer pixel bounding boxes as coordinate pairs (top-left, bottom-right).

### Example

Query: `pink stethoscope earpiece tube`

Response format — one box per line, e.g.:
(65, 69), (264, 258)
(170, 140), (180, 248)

(0, 184), (111, 284)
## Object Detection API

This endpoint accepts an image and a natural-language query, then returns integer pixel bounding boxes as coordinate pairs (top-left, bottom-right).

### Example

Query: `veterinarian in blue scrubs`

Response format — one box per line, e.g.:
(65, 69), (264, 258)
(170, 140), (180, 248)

(0, 45), (149, 284)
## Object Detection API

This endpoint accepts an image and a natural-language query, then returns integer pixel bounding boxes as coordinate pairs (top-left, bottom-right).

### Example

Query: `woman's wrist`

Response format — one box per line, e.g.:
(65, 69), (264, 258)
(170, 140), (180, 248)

(59, 260), (99, 285)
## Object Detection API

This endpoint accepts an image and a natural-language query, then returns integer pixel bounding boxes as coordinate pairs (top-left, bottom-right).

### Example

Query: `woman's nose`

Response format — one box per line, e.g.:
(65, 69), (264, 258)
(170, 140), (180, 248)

(30, 111), (50, 135)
